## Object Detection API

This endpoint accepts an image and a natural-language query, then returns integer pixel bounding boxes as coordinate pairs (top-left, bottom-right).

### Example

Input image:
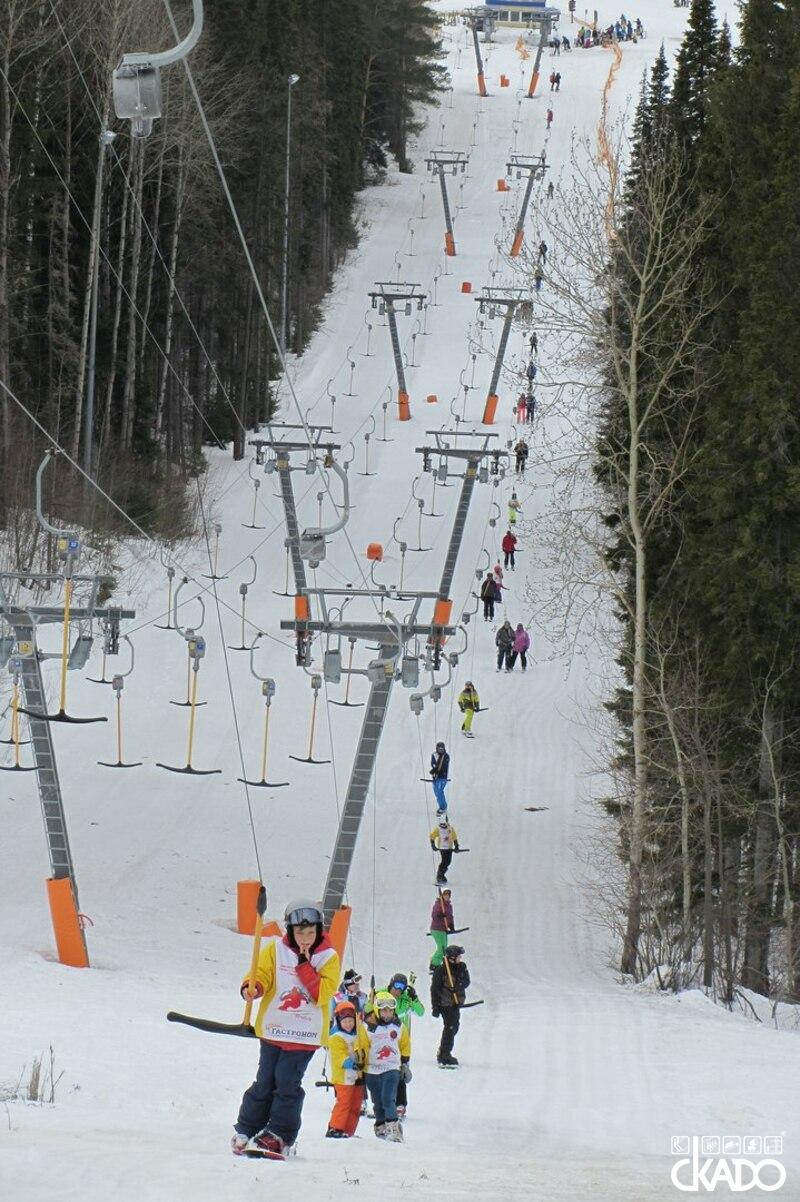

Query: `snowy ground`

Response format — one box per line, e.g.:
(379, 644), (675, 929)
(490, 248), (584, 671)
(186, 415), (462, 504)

(2, 2), (799, 1200)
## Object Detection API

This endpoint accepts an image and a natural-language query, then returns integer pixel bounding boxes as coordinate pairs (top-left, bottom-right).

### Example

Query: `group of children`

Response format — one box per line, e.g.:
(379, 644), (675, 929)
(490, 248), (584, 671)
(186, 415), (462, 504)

(324, 945), (470, 1143)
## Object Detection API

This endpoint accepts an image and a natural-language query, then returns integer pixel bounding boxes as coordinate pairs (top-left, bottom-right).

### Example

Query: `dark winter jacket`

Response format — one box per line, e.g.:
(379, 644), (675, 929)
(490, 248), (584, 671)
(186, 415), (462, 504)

(430, 750), (450, 780)
(431, 961), (471, 1011)
(514, 441), (529, 460)
(430, 896), (455, 932)
(501, 532), (517, 553)
(495, 623), (514, 651)
(480, 576), (498, 601)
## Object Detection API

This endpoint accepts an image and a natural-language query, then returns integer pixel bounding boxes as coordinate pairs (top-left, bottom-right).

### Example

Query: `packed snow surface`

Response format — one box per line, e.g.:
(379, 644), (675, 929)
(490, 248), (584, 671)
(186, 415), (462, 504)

(2, 2), (799, 1199)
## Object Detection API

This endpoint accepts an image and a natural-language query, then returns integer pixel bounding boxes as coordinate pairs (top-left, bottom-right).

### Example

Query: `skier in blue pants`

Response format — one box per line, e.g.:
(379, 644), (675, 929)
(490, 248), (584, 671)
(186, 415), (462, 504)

(430, 742), (450, 813)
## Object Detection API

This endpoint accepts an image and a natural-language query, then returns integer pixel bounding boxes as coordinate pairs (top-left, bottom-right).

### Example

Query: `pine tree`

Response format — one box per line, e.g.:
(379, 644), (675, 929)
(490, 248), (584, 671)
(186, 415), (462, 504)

(669, 0), (720, 145)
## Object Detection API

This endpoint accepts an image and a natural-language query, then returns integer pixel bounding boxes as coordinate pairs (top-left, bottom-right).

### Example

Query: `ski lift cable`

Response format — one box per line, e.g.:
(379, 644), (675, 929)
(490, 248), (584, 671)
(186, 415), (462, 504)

(195, 482), (263, 880)
(46, 1), (269, 466)
(159, 0), (424, 649)
(0, 59), (230, 459)
(0, 376), (296, 661)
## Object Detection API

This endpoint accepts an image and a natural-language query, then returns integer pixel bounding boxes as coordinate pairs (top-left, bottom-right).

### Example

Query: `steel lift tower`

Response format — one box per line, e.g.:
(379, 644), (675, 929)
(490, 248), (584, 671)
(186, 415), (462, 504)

(474, 286), (531, 424)
(506, 153), (549, 257)
(425, 150), (469, 257)
(368, 282), (426, 421)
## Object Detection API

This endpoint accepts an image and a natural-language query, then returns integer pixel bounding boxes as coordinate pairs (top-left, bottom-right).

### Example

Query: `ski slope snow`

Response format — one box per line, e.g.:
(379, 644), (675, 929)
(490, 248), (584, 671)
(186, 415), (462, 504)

(2, 2), (799, 1200)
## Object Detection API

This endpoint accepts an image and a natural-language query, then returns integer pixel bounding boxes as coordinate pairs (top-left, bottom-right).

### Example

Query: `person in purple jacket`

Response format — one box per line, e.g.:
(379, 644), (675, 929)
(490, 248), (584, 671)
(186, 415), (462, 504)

(507, 623), (530, 671)
(429, 889), (455, 969)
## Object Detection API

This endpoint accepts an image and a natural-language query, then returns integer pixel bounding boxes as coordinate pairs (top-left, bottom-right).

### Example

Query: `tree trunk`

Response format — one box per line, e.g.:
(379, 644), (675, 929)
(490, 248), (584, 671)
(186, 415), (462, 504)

(742, 703), (780, 995)
(154, 151), (186, 450)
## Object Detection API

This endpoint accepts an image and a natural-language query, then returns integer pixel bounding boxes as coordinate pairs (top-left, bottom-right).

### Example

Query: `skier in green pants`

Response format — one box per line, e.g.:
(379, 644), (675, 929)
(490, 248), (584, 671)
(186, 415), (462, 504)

(429, 888), (455, 969)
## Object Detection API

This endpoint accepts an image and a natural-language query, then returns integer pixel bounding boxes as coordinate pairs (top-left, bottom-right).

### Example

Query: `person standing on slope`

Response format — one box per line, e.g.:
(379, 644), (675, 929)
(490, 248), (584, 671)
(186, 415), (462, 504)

(502, 529), (517, 570)
(233, 899), (340, 1159)
(495, 619), (514, 671)
(356, 991), (411, 1142)
(429, 888), (455, 969)
(331, 968), (367, 1019)
(508, 491), (522, 526)
(514, 438), (529, 474)
(480, 571), (498, 621)
(431, 945), (471, 1067)
(430, 741), (450, 813)
(386, 972), (424, 1119)
(326, 1000), (364, 1139)
(507, 622), (530, 671)
(458, 680), (480, 736)
(430, 816), (460, 884)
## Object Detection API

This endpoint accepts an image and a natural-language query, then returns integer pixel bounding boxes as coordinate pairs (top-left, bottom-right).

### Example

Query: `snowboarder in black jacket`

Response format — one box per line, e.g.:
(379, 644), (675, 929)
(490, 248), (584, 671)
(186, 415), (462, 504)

(430, 742), (450, 813)
(431, 946), (471, 1066)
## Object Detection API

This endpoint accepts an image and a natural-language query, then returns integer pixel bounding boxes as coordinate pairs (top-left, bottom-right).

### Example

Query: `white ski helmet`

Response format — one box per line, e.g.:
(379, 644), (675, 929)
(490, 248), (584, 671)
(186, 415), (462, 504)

(284, 898), (324, 927)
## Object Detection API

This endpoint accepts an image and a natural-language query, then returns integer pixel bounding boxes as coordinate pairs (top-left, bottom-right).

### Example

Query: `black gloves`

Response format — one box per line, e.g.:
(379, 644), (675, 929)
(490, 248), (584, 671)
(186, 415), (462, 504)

(406, 986), (418, 1002)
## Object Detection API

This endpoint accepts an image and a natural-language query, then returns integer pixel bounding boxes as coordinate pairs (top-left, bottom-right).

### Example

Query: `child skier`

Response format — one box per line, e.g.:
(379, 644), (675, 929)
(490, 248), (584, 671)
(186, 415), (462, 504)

(233, 899), (340, 1159)
(332, 968), (367, 1019)
(356, 992), (411, 1142)
(326, 1000), (365, 1138)
(458, 680), (480, 736)
(431, 946), (471, 1067)
(430, 816), (460, 884)
(386, 973), (424, 1118)
(429, 888), (455, 969)
(430, 741), (450, 812)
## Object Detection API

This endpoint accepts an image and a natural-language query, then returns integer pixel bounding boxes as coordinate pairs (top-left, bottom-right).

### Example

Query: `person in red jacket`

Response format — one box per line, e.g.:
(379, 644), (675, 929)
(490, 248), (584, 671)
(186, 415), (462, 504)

(232, 899), (340, 1160)
(502, 529), (517, 570)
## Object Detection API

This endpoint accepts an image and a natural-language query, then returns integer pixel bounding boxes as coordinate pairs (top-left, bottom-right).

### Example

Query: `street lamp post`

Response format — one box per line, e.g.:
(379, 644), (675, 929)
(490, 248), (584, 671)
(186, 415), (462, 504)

(281, 74), (300, 361)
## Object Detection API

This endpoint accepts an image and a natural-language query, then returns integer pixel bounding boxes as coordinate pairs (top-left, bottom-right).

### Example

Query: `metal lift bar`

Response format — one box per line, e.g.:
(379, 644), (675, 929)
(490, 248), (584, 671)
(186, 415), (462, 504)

(368, 283), (426, 406)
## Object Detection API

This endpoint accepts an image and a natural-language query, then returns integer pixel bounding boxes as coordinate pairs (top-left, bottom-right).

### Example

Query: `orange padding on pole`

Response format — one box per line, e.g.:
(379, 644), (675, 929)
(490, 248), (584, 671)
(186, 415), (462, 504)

(398, 390), (411, 421)
(263, 920), (282, 938)
(445, 231), (456, 257)
(433, 598), (453, 627)
(497, 179), (509, 193)
(478, 72), (487, 98)
(367, 543), (383, 562)
(482, 393), (499, 425)
(294, 594), (310, 621)
(426, 393), (438, 403)
(527, 70), (540, 98)
(461, 281), (472, 293)
(46, 877), (89, 968)
(328, 906), (351, 964)
(237, 880), (262, 935)
(500, 74), (509, 87)
(510, 229), (524, 258)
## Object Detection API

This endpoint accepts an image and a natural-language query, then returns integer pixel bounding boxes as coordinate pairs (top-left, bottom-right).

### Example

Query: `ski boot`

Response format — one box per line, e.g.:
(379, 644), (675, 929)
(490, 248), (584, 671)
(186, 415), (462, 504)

(374, 1121), (387, 1139)
(384, 1120), (404, 1143)
(251, 1128), (290, 1160)
(325, 1127), (347, 1139)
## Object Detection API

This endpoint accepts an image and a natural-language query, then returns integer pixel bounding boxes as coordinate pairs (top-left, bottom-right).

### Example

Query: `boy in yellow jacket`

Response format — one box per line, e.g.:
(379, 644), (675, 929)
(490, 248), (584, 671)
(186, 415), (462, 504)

(355, 991), (411, 1142)
(233, 899), (340, 1159)
(326, 1000), (365, 1138)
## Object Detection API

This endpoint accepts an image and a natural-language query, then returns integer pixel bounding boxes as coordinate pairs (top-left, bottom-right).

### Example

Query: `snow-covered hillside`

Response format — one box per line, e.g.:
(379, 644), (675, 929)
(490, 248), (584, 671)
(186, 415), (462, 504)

(2, 2), (799, 1200)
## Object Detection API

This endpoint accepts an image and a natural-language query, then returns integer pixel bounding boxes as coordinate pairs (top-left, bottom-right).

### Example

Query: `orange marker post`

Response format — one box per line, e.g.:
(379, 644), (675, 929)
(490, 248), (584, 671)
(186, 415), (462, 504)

(47, 877), (89, 968)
